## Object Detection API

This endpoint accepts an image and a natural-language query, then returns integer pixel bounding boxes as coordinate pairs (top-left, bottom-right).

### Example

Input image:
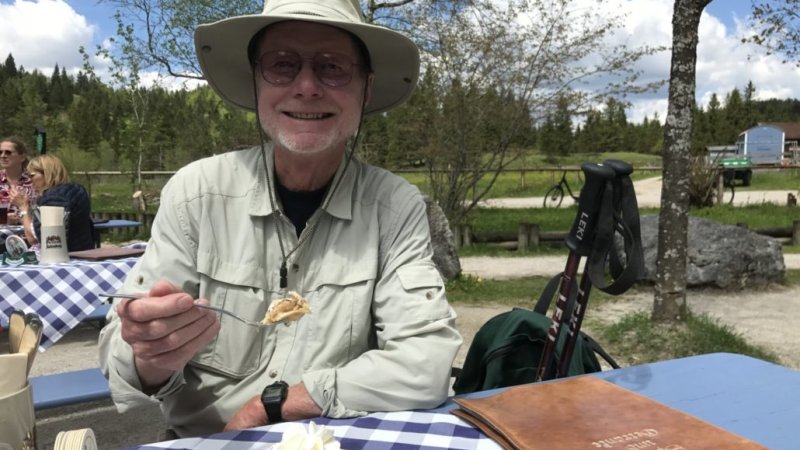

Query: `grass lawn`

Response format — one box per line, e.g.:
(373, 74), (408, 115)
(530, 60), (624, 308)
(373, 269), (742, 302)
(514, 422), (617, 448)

(461, 205), (800, 254)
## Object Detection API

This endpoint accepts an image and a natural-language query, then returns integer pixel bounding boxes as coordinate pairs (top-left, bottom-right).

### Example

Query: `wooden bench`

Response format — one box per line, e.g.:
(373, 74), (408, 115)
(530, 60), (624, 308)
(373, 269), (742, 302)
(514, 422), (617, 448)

(82, 303), (111, 324)
(31, 368), (111, 410)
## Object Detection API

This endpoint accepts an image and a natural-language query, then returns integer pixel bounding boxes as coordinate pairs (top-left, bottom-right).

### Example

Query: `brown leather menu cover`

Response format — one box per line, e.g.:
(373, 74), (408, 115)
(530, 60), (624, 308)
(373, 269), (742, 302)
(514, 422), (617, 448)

(452, 376), (767, 450)
(69, 247), (145, 261)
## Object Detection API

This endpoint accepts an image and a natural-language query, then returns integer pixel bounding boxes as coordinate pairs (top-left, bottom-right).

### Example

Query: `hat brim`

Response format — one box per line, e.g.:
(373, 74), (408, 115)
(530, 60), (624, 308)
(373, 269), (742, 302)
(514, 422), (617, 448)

(195, 14), (420, 115)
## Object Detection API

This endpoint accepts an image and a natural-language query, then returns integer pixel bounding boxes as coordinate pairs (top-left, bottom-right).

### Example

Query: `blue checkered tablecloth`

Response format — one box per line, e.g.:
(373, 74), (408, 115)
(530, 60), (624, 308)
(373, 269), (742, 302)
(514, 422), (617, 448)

(1, 224), (23, 241)
(0, 257), (138, 350)
(123, 411), (501, 450)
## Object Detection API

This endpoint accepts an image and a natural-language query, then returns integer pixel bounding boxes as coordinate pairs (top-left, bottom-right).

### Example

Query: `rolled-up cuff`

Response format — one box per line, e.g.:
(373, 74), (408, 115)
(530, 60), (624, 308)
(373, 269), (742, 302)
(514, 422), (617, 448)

(302, 369), (366, 419)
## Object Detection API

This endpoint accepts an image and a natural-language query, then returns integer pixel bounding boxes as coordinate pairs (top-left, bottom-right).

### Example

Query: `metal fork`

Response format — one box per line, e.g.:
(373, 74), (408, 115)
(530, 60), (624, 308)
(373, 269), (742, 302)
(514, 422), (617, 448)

(98, 292), (270, 328)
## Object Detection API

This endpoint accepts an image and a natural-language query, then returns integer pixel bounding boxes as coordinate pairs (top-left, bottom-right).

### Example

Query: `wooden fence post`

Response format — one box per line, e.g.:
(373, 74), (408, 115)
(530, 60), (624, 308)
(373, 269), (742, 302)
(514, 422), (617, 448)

(517, 223), (530, 251)
(529, 223), (540, 247)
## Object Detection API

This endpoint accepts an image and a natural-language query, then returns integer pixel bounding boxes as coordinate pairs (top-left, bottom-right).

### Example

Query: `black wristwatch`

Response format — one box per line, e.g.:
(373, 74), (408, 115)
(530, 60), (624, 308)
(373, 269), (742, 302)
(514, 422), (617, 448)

(261, 381), (289, 423)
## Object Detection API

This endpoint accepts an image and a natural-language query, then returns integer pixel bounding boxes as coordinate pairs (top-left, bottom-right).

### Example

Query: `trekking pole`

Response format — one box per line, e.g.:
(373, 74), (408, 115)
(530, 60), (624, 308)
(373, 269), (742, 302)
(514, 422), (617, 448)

(555, 160), (634, 378)
(535, 163), (615, 382)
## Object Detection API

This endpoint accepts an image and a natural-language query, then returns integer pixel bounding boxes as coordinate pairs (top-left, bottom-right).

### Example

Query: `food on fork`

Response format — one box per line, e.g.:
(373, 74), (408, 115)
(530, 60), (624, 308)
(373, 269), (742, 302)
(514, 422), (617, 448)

(263, 291), (311, 325)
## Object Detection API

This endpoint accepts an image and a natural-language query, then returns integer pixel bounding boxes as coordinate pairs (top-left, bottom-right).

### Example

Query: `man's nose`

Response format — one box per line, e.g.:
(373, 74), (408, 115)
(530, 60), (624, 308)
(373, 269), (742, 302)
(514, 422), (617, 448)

(292, 64), (324, 96)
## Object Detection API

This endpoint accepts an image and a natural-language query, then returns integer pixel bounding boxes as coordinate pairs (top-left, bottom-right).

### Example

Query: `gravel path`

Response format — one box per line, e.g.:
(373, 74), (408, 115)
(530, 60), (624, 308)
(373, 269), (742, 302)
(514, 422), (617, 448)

(477, 176), (799, 208)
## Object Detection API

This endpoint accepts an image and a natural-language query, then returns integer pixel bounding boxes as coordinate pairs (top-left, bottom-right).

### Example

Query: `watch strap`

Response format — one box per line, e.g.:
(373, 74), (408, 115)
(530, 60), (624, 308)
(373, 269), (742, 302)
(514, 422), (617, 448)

(261, 381), (288, 423)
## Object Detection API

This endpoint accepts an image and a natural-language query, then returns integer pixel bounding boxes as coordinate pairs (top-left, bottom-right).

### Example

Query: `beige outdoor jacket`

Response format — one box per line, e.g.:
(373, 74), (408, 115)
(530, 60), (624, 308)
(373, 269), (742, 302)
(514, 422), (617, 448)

(98, 145), (462, 437)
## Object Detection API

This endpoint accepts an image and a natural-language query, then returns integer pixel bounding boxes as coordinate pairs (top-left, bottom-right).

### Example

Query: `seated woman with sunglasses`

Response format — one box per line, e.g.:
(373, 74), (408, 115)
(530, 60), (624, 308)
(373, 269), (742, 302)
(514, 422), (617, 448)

(11, 154), (95, 252)
(0, 137), (37, 222)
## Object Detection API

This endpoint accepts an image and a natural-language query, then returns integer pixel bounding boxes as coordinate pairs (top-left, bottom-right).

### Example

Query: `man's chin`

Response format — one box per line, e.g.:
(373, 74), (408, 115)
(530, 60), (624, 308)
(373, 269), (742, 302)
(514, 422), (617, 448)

(275, 135), (344, 156)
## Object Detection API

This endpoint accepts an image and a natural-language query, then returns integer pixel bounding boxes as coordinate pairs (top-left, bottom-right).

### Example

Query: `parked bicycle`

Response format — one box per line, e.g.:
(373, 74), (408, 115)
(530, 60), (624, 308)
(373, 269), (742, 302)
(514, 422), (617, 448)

(543, 171), (580, 208)
(717, 178), (735, 205)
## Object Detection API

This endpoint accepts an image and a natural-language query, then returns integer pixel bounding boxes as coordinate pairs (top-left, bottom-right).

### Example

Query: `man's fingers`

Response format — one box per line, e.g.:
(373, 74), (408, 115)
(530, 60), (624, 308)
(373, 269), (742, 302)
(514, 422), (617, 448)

(149, 279), (181, 298)
(133, 314), (221, 371)
(117, 292), (194, 323)
(120, 301), (213, 342)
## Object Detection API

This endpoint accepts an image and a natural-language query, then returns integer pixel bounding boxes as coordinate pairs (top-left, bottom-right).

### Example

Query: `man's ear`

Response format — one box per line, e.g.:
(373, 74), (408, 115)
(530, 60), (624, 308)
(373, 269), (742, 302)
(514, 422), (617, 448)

(363, 72), (375, 109)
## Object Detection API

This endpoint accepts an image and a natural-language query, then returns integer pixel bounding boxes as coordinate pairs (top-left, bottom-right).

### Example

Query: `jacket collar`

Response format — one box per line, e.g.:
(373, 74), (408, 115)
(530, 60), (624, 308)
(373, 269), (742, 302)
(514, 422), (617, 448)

(248, 143), (356, 221)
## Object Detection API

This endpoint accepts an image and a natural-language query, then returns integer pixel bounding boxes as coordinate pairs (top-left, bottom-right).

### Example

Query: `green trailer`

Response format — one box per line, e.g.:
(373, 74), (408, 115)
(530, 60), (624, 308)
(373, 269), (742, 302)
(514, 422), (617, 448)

(720, 156), (752, 186)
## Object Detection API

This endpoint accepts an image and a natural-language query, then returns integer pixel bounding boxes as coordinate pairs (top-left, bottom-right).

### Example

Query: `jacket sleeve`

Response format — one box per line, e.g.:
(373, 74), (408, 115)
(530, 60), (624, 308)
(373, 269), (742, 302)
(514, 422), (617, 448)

(98, 176), (199, 411)
(302, 190), (463, 417)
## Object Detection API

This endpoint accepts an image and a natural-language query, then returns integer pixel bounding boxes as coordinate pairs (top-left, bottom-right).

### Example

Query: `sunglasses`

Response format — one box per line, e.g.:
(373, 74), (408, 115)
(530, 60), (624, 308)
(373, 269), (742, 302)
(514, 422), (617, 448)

(0, 150), (16, 157)
(257, 51), (362, 88)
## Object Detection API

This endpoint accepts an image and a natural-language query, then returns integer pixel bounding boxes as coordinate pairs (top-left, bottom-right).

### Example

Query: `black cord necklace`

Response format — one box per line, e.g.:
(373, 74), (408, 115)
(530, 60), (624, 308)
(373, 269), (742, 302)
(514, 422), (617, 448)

(251, 75), (369, 290)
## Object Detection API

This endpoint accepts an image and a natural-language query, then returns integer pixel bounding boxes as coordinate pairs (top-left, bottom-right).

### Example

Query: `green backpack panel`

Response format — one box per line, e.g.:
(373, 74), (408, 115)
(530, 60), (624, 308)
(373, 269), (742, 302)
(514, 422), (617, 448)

(452, 307), (613, 394)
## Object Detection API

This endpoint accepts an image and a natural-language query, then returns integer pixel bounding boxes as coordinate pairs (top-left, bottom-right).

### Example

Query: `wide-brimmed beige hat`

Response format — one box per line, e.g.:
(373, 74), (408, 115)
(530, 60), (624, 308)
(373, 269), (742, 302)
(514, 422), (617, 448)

(195, 0), (420, 115)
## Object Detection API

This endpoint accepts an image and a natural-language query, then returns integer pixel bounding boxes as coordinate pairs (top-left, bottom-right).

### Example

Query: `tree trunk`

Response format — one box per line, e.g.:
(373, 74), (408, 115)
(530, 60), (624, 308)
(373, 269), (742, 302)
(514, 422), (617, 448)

(653, 0), (712, 322)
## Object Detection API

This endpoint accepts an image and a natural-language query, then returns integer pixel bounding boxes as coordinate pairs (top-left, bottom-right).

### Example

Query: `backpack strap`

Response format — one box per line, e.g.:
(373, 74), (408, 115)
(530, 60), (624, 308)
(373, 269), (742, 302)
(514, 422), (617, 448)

(586, 162), (644, 295)
(582, 333), (620, 369)
(534, 272), (576, 316)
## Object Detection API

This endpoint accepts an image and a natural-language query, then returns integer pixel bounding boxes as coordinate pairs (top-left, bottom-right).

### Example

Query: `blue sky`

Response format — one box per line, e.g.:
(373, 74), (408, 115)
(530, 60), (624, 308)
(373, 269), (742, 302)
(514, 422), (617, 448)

(2, 0), (798, 125)
(705, 0), (751, 29)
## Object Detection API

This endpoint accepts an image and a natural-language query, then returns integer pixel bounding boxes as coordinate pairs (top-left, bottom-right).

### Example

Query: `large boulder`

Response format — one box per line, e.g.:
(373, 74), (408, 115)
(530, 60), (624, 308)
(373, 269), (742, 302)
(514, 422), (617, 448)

(424, 196), (461, 280)
(640, 215), (785, 288)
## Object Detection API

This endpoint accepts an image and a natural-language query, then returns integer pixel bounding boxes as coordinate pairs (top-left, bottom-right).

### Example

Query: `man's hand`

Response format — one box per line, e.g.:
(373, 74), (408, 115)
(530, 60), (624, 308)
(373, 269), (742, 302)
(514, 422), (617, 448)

(224, 383), (323, 431)
(115, 279), (220, 390)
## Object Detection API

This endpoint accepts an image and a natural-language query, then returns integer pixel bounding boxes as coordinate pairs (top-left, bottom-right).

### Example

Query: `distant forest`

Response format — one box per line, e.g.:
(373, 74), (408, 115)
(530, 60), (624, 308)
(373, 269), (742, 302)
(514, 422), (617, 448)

(2, 53), (800, 173)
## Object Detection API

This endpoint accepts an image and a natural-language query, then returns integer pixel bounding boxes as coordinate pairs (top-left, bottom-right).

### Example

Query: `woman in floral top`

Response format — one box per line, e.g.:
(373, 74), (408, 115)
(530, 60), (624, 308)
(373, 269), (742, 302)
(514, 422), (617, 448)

(0, 137), (37, 222)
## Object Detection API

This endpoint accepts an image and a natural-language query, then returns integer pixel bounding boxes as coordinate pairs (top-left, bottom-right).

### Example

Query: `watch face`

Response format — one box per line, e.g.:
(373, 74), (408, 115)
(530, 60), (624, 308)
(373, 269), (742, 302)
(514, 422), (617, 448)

(263, 386), (284, 403)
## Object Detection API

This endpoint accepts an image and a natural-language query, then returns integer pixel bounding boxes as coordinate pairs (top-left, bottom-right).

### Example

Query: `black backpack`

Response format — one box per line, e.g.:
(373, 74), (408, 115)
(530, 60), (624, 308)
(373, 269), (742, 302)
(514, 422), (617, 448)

(452, 275), (620, 395)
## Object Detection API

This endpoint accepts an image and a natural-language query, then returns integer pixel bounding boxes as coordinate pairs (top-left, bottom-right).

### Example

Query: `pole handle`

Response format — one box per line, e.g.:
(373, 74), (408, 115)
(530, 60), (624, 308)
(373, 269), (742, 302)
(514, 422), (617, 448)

(602, 159), (633, 177)
(565, 163), (615, 255)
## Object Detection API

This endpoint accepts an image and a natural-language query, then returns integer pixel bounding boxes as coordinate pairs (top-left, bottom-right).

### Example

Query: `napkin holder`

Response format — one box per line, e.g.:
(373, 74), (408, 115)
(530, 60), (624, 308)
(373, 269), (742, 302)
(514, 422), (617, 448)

(0, 312), (41, 450)
(39, 206), (69, 264)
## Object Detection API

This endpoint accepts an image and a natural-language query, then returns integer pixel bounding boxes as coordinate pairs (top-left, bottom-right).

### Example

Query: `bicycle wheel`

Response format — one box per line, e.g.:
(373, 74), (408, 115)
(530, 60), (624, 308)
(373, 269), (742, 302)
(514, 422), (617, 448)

(543, 185), (565, 208)
(723, 184), (735, 205)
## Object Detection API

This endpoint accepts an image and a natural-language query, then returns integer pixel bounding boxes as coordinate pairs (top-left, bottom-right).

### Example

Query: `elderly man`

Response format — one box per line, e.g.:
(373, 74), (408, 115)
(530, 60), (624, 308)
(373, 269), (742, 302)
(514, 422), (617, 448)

(99, 0), (462, 438)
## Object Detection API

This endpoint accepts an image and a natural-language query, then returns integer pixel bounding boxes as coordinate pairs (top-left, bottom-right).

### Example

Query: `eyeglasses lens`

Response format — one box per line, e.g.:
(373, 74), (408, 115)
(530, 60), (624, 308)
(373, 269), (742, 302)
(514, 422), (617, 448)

(259, 51), (356, 87)
(0, 151), (14, 156)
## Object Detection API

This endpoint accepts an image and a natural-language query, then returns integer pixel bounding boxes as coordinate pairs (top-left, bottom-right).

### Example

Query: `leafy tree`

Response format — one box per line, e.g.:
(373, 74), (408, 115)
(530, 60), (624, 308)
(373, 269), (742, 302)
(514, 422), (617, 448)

(746, 0), (800, 66)
(394, 0), (661, 224)
(538, 94), (574, 159)
(638, 114), (664, 154)
(9, 76), (48, 143)
(743, 80), (757, 128)
(722, 88), (746, 138)
(653, 0), (712, 323)
(81, 12), (161, 189)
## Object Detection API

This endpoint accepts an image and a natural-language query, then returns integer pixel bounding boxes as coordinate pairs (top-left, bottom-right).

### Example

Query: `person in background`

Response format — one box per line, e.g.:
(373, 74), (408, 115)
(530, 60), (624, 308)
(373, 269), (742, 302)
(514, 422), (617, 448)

(10, 154), (95, 251)
(98, 0), (462, 439)
(0, 137), (37, 222)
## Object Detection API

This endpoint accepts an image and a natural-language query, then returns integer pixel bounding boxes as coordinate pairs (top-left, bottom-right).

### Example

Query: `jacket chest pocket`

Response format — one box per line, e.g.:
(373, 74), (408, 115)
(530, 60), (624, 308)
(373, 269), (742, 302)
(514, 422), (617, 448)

(189, 253), (269, 378)
(301, 261), (377, 368)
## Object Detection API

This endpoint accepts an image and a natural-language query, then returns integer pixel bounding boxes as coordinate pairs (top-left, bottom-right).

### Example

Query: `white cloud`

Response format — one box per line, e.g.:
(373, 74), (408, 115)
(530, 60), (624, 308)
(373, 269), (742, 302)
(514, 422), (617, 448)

(0, 0), (94, 73)
(623, 1), (800, 123)
(2, 0), (799, 122)
(0, 0), (202, 90)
